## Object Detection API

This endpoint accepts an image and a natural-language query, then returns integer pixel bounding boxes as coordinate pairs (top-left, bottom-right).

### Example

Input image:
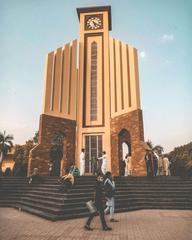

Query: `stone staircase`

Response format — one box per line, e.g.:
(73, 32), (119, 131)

(0, 176), (191, 221)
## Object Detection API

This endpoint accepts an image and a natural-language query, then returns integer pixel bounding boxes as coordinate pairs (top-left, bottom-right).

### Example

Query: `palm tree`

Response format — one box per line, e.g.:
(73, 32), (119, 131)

(153, 145), (164, 155)
(0, 131), (14, 169)
(146, 140), (164, 155)
(146, 139), (153, 149)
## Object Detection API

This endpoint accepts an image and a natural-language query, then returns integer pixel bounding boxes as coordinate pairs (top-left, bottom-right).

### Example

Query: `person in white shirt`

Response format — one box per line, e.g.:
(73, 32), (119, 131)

(163, 155), (170, 176)
(98, 151), (107, 175)
(80, 148), (85, 176)
(153, 151), (160, 176)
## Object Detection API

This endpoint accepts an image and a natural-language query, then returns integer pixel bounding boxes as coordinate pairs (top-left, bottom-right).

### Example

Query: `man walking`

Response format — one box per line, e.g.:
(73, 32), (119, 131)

(84, 173), (112, 231)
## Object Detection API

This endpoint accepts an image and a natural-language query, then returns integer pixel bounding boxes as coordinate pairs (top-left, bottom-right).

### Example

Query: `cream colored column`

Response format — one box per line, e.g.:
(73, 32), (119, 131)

(76, 10), (112, 171)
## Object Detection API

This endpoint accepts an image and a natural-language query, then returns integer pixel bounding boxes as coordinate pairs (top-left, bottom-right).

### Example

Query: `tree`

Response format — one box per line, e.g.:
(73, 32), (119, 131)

(13, 145), (25, 176)
(146, 139), (153, 149)
(184, 145), (192, 176)
(50, 131), (65, 176)
(168, 142), (192, 176)
(13, 133), (37, 176)
(0, 131), (14, 169)
(33, 131), (39, 144)
(153, 145), (164, 155)
(146, 140), (164, 154)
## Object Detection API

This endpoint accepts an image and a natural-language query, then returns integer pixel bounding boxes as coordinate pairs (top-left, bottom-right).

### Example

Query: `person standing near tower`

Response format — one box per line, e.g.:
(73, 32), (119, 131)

(162, 155), (170, 176)
(80, 148), (85, 176)
(98, 151), (107, 175)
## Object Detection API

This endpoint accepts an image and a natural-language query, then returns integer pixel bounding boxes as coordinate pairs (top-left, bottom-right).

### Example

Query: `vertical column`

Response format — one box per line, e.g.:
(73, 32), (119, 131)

(61, 43), (70, 114)
(121, 42), (129, 109)
(52, 47), (62, 113)
(134, 48), (141, 109)
(69, 40), (78, 119)
(109, 37), (115, 115)
(115, 39), (122, 112)
(50, 52), (56, 111)
(43, 51), (54, 113)
(126, 45), (132, 108)
(129, 46), (137, 109)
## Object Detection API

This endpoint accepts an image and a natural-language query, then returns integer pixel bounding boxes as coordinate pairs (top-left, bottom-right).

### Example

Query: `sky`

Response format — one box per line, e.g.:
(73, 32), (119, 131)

(0, 0), (192, 153)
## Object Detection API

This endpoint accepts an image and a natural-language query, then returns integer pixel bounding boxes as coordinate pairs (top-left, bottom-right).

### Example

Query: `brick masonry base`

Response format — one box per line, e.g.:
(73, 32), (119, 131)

(28, 114), (76, 176)
(28, 110), (146, 176)
(111, 109), (147, 176)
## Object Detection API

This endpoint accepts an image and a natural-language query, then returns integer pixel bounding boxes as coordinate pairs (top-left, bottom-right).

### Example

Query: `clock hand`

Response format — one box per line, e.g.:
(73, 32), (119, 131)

(93, 19), (99, 24)
(90, 21), (95, 28)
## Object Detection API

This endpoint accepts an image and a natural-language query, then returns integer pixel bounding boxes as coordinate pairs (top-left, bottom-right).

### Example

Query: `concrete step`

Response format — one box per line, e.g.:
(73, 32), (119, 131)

(1, 176), (191, 221)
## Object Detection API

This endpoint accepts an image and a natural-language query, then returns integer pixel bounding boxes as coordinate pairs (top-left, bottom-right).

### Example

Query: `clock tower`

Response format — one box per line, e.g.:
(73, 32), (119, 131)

(76, 6), (112, 173)
(28, 5), (147, 177)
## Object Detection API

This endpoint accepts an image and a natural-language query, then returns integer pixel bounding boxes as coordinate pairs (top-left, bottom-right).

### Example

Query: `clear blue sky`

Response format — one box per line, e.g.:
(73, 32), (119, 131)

(0, 0), (191, 153)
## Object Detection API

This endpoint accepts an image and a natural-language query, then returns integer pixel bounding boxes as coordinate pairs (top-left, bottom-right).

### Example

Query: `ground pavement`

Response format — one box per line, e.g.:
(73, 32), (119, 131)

(0, 208), (191, 240)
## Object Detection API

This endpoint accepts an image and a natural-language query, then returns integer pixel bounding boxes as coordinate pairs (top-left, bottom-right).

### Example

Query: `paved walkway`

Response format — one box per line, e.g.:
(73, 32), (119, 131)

(0, 208), (192, 240)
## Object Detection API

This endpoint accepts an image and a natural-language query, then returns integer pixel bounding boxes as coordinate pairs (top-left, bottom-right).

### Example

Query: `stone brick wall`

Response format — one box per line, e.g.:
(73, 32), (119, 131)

(28, 114), (76, 176)
(111, 109), (147, 176)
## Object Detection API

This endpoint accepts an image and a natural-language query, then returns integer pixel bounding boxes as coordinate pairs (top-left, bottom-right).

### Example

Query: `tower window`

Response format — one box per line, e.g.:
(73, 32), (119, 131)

(90, 41), (97, 121)
(85, 135), (102, 173)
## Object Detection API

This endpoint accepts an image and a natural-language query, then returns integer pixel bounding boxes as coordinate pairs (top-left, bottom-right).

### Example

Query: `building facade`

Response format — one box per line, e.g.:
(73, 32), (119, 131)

(28, 6), (146, 176)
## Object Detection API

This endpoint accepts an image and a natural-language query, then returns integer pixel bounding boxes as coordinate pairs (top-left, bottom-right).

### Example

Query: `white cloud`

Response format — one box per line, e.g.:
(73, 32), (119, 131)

(161, 34), (174, 42)
(139, 51), (146, 59)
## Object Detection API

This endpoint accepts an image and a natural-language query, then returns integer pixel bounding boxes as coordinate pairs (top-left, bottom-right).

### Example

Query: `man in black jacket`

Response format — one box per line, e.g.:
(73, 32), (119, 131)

(84, 173), (112, 231)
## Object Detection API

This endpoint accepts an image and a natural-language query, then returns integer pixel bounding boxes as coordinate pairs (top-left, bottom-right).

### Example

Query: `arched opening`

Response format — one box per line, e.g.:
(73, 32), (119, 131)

(118, 129), (131, 176)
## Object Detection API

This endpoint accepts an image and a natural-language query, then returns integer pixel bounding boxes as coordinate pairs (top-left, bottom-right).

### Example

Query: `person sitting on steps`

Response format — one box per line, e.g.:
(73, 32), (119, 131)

(58, 168), (74, 192)
(28, 168), (42, 184)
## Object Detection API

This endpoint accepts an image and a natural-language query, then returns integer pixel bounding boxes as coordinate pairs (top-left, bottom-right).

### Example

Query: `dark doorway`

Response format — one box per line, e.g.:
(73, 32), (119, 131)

(85, 135), (102, 174)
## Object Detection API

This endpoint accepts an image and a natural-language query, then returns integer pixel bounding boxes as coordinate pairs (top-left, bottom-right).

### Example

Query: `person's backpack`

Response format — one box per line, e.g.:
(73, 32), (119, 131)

(104, 179), (115, 198)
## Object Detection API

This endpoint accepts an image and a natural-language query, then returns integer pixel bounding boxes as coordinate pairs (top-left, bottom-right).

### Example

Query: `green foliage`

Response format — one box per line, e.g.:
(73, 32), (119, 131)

(146, 139), (164, 154)
(168, 142), (192, 162)
(50, 145), (63, 162)
(33, 131), (39, 144)
(146, 139), (153, 149)
(50, 131), (65, 162)
(12, 133), (37, 176)
(0, 131), (14, 170)
(14, 140), (34, 165)
(153, 145), (164, 155)
(49, 131), (65, 176)
(0, 131), (14, 156)
(168, 142), (192, 175)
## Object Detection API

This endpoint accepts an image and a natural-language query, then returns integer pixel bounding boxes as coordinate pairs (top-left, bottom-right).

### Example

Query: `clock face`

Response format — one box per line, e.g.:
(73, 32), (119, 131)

(86, 16), (103, 30)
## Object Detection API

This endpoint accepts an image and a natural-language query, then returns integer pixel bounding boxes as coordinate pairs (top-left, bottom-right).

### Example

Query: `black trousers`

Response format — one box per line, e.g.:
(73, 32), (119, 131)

(86, 208), (107, 229)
